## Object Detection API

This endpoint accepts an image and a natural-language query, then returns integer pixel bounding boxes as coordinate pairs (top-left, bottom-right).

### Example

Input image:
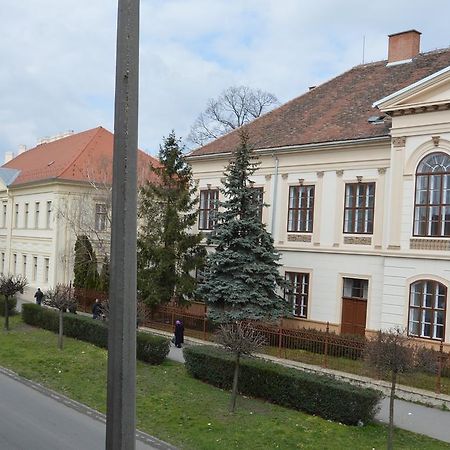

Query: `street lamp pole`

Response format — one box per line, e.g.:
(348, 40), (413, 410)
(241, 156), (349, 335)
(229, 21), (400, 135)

(106, 0), (140, 449)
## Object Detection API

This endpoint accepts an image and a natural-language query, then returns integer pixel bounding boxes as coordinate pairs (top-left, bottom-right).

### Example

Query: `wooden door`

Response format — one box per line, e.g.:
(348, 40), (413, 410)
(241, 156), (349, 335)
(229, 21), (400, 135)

(341, 298), (367, 336)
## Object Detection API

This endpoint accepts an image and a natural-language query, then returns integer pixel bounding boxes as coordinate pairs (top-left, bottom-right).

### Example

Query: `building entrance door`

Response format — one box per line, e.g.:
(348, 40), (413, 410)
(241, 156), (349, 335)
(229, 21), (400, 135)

(341, 278), (368, 336)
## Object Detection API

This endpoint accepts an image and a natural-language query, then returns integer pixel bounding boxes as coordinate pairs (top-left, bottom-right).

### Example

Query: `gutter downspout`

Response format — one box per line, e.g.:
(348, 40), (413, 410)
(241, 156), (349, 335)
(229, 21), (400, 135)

(270, 154), (279, 236)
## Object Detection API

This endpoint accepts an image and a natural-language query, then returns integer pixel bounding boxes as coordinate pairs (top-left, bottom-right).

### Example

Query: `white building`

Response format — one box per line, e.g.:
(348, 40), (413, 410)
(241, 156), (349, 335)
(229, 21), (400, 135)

(188, 31), (450, 348)
(0, 126), (158, 300)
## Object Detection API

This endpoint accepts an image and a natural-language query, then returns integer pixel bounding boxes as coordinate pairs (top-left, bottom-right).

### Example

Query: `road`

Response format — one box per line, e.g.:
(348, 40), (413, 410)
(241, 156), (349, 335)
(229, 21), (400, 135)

(0, 369), (175, 450)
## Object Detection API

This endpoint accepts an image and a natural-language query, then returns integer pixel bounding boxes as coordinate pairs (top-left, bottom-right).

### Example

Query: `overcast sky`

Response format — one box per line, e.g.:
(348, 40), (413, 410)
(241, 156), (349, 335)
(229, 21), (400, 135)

(1, 0), (449, 160)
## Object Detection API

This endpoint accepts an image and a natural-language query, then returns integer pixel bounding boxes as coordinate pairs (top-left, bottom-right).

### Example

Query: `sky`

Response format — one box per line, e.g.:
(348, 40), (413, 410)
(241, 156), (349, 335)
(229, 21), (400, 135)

(1, 0), (449, 160)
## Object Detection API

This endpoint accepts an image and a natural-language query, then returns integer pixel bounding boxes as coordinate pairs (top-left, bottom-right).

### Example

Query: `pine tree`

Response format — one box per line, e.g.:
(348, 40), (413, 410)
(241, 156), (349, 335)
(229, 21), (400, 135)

(137, 131), (205, 308)
(73, 235), (99, 289)
(198, 130), (286, 323)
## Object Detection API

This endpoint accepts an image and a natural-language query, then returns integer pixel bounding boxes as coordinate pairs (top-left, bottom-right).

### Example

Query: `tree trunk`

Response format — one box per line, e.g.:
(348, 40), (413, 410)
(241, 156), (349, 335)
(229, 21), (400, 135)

(4, 295), (9, 331)
(229, 353), (240, 413)
(58, 309), (64, 350)
(388, 370), (397, 450)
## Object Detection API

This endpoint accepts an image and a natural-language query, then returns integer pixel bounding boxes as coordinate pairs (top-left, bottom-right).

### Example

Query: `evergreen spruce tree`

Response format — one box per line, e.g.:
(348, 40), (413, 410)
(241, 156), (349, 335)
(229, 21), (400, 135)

(137, 131), (205, 308)
(73, 235), (99, 289)
(98, 255), (110, 292)
(198, 130), (286, 323)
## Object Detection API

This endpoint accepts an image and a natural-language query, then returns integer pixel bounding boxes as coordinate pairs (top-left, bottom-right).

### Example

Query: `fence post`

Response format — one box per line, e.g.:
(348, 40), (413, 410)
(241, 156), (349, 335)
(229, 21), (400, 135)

(436, 340), (444, 395)
(203, 316), (207, 341)
(323, 322), (329, 369)
(277, 324), (282, 359)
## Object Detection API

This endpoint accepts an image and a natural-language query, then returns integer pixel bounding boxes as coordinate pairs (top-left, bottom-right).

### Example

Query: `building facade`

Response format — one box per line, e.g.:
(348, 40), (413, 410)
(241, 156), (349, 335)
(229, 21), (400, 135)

(0, 126), (158, 300)
(188, 31), (450, 348)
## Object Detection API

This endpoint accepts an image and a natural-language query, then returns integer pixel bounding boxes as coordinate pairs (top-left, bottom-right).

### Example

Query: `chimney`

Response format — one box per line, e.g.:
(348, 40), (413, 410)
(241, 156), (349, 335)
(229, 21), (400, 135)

(18, 144), (27, 155)
(4, 152), (14, 164)
(388, 30), (421, 64)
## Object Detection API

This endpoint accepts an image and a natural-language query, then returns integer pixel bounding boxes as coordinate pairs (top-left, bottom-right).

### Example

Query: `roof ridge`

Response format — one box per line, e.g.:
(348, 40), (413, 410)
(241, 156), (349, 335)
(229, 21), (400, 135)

(57, 126), (105, 180)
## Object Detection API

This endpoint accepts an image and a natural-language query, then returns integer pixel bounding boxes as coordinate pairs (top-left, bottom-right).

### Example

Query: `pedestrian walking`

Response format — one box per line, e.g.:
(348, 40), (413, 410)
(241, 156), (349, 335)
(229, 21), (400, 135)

(174, 320), (184, 348)
(92, 299), (102, 320)
(34, 288), (44, 306)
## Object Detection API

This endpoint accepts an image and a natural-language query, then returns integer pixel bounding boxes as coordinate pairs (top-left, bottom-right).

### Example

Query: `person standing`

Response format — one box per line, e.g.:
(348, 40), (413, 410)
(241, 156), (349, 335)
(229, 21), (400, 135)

(174, 320), (184, 348)
(92, 299), (102, 320)
(34, 288), (44, 306)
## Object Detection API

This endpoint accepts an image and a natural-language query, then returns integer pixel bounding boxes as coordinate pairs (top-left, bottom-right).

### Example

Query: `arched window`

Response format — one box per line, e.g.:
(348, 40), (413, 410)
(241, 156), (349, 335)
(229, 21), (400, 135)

(414, 152), (450, 237)
(409, 280), (446, 340)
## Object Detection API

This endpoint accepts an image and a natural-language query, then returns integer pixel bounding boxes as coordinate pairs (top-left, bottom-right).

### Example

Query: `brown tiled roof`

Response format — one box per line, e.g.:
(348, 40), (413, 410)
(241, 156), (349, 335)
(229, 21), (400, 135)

(2, 127), (160, 186)
(189, 48), (450, 157)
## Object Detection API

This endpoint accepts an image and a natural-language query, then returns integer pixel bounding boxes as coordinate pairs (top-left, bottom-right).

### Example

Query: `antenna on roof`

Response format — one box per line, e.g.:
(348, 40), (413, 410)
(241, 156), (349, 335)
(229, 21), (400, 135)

(362, 35), (366, 64)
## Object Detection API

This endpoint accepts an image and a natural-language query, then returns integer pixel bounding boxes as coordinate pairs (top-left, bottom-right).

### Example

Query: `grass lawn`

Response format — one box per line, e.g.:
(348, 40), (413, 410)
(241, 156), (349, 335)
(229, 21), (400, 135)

(0, 315), (448, 450)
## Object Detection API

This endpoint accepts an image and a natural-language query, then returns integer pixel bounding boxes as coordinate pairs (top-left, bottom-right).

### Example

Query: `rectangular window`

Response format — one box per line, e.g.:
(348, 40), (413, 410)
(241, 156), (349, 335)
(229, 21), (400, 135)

(2, 203), (6, 228)
(95, 203), (108, 231)
(1, 252), (4, 274)
(44, 258), (50, 283)
(35, 202), (40, 228)
(23, 255), (27, 277)
(13, 253), (17, 275)
(14, 203), (19, 228)
(343, 278), (368, 300)
(251, 187), (264, 221)
(33, 256), (38, 281)
(199, 189), (219, 230)
(284, 272), (309, 318)
(24, 203), (29, 229)
(287, 185), (315, 232)
(46, 201), (52, 228)
(343, 183), (375, 234)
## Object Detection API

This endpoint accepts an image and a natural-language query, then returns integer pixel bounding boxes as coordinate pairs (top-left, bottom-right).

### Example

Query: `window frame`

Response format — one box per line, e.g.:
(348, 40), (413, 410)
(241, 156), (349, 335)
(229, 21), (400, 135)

(198, 189), (219, 231)
(413, 152), (450, 237)
(408, 279), (446, 341)
(287, 184), (315, 233)
(343, 182), (375, 235)
(95, 203), (108, 231)
(284, 271), (310, 318)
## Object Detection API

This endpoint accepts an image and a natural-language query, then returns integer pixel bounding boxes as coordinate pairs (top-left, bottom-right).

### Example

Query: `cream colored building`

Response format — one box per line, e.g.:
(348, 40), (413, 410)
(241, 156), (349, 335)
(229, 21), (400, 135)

(0, 127), (158, 300)
(188, 31), (450, 348)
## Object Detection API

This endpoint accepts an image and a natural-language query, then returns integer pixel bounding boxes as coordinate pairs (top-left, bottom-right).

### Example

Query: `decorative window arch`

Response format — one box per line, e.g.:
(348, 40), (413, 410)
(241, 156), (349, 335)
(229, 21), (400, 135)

(413, 152), (450, 237)
(408, 279), (446, 340)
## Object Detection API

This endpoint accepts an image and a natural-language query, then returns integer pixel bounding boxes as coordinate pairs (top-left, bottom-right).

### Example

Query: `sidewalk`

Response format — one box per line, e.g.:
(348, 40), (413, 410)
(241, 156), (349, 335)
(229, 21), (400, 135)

(147, 327), (450, 444)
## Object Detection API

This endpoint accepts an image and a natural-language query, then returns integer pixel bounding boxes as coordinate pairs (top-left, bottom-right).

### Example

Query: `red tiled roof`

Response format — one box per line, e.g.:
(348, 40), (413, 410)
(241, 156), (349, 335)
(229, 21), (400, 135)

(2, 127), (160, 186)
(189, 48), (450, 157)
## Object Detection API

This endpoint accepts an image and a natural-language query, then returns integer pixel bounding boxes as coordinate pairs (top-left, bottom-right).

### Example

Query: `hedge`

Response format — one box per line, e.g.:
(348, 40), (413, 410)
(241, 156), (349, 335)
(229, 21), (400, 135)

(0, 295), (17, 317)
(22, 303), (169, 364)
(184, 345), (381, 425)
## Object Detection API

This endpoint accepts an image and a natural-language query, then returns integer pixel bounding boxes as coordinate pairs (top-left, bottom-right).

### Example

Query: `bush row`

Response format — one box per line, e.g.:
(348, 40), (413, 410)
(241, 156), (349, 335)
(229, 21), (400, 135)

(22, 303), (169, 364)
(0, 295), (18, 316)
(184, 345), (381, 425)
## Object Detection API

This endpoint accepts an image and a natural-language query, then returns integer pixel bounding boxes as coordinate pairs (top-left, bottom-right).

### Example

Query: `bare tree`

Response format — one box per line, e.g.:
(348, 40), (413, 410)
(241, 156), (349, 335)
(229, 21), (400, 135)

(365, 328), (416, 450)
(215, 322), (266, 412)
(188, 86), (279, 146)
(0, 274), (27, 331)
(43, 284), (77, 350)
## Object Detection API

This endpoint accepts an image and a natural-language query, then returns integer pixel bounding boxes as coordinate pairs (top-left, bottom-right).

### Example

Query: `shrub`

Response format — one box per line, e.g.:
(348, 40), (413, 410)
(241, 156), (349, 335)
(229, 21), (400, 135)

(22, 304), (169, 364)
(184, 345), (381, 425)
(0, 295), (17, 316)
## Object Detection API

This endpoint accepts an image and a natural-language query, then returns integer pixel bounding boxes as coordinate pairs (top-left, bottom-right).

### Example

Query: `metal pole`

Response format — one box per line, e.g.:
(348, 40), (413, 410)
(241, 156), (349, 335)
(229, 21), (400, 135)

(106, 0), (139, 449)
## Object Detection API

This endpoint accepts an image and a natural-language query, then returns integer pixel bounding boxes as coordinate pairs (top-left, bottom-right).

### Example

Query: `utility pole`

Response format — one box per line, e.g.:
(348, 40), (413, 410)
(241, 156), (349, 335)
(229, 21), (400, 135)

(106, 0), (139, 449)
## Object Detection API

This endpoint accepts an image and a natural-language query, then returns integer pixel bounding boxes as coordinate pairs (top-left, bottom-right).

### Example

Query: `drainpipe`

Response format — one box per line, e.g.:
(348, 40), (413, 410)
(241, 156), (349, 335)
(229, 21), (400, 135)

(270, 154), (279, 236)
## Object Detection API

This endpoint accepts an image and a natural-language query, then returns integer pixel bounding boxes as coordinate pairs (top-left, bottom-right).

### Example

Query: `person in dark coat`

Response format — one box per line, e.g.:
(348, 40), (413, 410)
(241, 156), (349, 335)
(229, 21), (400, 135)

(34, 288), (44, 306)
(174, 320), (184, 348)
(92, 299), (102, 320)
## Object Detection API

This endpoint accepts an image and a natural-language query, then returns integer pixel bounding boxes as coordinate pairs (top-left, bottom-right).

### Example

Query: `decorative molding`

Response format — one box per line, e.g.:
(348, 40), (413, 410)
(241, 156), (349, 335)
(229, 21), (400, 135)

(206, 183), (211, 189)
(336, 170), (344, 177)
(356, 176), (363, 183)
(392, 136), (406, 148)
(316, 171), (324, 178)
(287, 234), (312, 243)
(265, 174), (272, 181)
(298, 178), (304, 185)
(220, 178), (226, 184)
(387, 244), (401, 250)
(378, 167), (387, 175)
(281, 173), (288, 180)
(344, 236), (371, 245)
(432, 136), (440, 147)
(410, 238), (450, 251)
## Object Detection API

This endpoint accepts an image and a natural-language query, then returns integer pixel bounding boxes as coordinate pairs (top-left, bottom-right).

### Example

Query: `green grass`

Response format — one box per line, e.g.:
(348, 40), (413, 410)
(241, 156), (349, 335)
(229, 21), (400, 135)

(262, 346), (450, 395)
(1, 315), (449, 450)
